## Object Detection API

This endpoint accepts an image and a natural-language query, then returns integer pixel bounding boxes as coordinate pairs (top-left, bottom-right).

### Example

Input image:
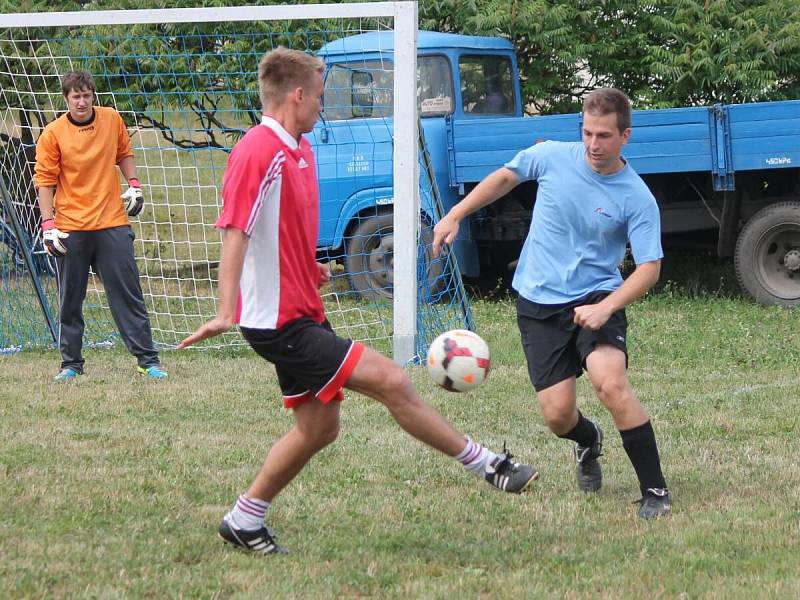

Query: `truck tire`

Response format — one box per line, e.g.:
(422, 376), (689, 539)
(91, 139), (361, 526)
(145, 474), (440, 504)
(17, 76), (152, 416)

(345, 214), (443, 300)
(734, 201), (800, 307)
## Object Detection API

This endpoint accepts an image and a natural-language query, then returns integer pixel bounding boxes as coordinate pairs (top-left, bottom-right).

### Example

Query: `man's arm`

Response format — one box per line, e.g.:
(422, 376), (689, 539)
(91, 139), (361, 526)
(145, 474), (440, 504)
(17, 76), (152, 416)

(573, 260), (661, 330)
(118, 155), (137, 182)
(432, 167), (519, 256)
(37, 185), (70, 257)
(33, 129), (60, 220)
(34, 130), (71, 256)
(37, 186), (56, 221)
(177, 227), (249, 348)
(316, 262), (331, 288)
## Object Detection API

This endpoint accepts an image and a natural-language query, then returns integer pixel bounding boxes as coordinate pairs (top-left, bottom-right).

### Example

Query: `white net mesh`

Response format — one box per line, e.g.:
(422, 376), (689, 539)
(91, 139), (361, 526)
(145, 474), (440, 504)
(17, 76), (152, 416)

(1, 6), (471, 360)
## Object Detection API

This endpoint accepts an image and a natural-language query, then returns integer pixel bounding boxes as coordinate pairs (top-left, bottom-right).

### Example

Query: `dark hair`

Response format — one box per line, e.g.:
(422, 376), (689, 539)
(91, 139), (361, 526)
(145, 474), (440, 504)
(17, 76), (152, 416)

(61, 71), (96, 97)
(258, 47), (324, 108)
(583, 88), (631, 132)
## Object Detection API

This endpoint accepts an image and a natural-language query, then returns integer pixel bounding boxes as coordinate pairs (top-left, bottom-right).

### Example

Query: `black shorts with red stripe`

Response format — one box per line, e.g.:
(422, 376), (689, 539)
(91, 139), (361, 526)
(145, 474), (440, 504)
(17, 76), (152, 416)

(241, 318), (364, 409)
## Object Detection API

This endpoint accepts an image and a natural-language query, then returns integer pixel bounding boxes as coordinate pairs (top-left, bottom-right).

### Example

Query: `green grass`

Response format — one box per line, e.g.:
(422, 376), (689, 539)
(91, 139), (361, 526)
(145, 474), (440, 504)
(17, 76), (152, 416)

(2, 281), (799, 599)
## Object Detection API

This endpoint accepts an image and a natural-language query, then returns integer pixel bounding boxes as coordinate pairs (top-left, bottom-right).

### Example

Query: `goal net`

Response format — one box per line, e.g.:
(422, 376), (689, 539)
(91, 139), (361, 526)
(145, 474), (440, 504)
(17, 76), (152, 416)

(0, 2), (472, 362)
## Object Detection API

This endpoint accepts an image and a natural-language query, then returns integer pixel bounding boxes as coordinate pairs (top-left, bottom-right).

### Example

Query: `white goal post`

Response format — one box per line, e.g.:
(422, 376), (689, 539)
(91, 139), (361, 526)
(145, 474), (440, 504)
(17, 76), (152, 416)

(0, 0), (432, 364)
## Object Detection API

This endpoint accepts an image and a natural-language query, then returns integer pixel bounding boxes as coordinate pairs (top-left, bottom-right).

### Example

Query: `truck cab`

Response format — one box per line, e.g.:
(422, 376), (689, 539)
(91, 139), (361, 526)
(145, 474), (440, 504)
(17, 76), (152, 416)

(311, 31), (522, 297)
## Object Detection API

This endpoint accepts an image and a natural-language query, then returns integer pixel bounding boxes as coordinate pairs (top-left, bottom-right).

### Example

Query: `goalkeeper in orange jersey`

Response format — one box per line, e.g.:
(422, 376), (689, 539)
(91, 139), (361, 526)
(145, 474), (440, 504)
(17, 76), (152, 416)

(33, 70), (167, 381)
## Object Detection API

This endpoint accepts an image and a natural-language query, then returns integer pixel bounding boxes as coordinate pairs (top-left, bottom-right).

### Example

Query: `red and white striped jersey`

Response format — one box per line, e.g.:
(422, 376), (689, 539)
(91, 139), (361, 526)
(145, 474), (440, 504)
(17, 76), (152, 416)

(216, 116), (325, 329)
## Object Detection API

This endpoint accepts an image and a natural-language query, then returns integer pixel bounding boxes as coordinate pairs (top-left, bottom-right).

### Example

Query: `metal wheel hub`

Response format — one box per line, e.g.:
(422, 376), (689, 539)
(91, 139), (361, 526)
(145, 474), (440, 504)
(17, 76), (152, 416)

(752, 223), (800, 300)
(366, 231), (394, 286)
(783, 249), (800, 272)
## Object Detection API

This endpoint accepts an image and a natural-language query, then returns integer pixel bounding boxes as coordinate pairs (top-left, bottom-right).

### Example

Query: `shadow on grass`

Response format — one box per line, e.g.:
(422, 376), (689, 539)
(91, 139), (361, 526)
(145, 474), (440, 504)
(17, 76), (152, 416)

(464, 249), (744, 302)
(655, 250), (742, 300)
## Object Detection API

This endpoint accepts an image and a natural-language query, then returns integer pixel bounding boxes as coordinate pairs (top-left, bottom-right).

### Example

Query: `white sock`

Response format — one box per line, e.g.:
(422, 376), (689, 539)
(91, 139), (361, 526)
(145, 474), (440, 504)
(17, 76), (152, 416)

(226, 494), (269, 531)
(455, 437), (498, 476)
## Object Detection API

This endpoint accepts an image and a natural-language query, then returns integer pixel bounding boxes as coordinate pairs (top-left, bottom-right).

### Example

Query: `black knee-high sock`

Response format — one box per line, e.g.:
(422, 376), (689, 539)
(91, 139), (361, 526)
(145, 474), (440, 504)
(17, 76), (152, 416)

(620, 420), (667, 494)
(558, 411), (597, 448)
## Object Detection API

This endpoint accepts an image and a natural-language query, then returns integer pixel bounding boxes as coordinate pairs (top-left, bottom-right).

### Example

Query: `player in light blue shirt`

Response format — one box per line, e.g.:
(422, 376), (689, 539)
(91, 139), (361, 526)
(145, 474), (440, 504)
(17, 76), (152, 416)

(506, 140), (662, 304)
(433, 88), (671, 519)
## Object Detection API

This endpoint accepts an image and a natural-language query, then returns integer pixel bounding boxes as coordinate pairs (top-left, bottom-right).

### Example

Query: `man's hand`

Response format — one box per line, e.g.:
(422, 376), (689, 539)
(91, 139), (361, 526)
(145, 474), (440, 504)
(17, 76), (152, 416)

(573, 302), (614, 331)
(317, 262), (331, 288)
(121, 178), (144, 217)
(41, 218), (69, 257)
(432, 168), (518, 257)
(177, 315), (234, 349)
(432, 215), (460, 257)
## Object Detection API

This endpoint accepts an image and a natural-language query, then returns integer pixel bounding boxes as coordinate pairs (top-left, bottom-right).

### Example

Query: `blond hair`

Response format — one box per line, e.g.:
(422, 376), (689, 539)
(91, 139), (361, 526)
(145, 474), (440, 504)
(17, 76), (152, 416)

(258, 47), (324, 109)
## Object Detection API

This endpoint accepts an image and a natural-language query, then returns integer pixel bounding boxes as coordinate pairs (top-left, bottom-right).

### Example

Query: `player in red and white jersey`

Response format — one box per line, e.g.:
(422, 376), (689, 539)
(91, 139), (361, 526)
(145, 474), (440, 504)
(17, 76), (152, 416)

(179, 47), (538, 555)
(216, 112), (324, 330)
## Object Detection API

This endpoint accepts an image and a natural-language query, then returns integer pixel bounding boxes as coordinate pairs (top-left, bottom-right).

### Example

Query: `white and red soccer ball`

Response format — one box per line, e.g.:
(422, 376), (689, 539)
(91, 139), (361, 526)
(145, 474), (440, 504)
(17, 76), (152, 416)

(426, 329), (491, 392)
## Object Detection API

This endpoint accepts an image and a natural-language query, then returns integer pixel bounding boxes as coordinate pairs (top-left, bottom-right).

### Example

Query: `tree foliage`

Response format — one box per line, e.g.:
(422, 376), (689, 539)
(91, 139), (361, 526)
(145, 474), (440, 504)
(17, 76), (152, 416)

(1, 0), (797, 236)
(1, 0), (799, 131)
(0, 0), (389, 153)
(421, 0), (800, 113)
(641, 0), (800, 107)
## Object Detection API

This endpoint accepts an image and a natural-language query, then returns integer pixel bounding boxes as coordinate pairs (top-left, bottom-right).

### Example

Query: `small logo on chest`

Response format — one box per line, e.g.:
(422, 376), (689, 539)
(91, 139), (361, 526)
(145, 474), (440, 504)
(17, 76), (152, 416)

(298, 157), (308, 169)
(594, 207), (613, 219)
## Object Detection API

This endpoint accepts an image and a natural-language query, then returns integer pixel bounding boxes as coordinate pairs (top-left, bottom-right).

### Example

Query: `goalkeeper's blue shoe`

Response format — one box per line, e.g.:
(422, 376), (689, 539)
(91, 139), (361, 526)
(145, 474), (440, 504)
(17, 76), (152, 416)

(138, 365), (168, 379)
(54, 367), (80, 382)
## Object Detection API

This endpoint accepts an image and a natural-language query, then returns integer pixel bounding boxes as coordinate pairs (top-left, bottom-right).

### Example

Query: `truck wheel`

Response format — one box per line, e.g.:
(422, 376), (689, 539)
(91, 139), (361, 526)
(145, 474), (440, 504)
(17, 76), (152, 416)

(734, 201), (800, 307)
(345, 214), (443, 300)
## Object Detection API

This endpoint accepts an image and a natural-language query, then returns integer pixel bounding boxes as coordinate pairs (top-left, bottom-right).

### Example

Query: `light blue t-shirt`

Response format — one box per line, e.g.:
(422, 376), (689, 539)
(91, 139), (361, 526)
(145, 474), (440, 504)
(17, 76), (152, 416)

(505, 141), (663, 304)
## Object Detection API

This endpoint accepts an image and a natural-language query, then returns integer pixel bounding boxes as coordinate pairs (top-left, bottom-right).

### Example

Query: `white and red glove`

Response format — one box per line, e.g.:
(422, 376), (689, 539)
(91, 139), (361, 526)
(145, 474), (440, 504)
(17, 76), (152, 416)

(41, 218), (69, 257)
(121, 177), (144, 217)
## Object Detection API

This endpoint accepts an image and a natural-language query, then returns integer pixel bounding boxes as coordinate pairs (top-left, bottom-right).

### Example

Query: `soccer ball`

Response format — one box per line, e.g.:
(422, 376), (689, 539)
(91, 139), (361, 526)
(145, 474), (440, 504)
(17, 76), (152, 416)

(426, 329), (491, 392)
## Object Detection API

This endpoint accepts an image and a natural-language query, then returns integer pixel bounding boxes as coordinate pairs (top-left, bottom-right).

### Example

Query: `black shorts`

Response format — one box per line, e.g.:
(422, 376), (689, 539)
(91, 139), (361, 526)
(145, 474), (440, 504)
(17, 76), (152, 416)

(517, 292), (628, 392)
(240, 318), (364, 409)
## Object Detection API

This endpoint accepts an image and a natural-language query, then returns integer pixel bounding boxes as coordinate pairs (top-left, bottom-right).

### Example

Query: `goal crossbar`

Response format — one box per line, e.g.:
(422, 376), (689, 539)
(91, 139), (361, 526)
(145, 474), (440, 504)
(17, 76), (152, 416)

(1, 3), (400, 27)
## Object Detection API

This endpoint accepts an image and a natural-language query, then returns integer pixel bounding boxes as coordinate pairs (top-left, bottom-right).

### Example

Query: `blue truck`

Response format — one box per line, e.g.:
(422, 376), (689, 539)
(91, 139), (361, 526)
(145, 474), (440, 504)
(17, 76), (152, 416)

(310, 31), (800, 307)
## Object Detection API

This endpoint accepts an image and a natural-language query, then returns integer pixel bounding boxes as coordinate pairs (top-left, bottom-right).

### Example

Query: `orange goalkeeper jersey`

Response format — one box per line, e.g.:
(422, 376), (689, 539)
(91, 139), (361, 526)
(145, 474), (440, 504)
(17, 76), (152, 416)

(34, 106), (133, 232)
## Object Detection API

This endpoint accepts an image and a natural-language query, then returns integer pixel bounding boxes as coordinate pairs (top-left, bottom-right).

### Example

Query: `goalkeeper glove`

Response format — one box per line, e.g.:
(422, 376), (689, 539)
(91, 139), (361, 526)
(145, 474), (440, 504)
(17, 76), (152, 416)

(41, 218), (69, 257)
(121, 178), (144, 217)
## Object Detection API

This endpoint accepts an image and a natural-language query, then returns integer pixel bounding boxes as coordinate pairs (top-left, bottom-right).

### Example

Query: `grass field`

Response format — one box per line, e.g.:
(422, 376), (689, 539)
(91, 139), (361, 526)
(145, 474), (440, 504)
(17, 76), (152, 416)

(2, 259), (799, 598)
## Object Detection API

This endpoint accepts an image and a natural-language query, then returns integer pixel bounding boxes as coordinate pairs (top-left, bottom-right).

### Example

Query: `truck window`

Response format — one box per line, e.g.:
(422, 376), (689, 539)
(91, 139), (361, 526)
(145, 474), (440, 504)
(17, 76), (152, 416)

(323, 61), (393, 120)
(418, 55), (454, 117)
(459, 55), (515, 115)
(323, 56), (455, 120)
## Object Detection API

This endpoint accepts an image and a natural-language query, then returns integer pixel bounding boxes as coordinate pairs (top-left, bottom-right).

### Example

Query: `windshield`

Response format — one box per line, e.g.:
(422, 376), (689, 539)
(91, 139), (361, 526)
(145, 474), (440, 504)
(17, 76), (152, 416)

(322, 55), (455, 120)
(323, 60), (393, 120)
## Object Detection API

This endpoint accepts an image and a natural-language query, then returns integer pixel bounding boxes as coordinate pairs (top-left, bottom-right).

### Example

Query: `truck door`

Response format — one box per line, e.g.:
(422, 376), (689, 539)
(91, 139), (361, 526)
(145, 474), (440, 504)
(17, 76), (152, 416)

(313, 60), (394, 252)
(311, 54), (459, 297)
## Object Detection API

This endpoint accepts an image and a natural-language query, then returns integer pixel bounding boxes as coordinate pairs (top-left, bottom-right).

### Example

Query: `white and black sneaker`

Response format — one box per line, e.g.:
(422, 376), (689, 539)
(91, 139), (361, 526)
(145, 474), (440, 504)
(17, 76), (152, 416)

(218, 518), (288, 555)
(574, 423), (603, 493)
(484, 447), (538, 493)
(636, 488), (671, 519)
